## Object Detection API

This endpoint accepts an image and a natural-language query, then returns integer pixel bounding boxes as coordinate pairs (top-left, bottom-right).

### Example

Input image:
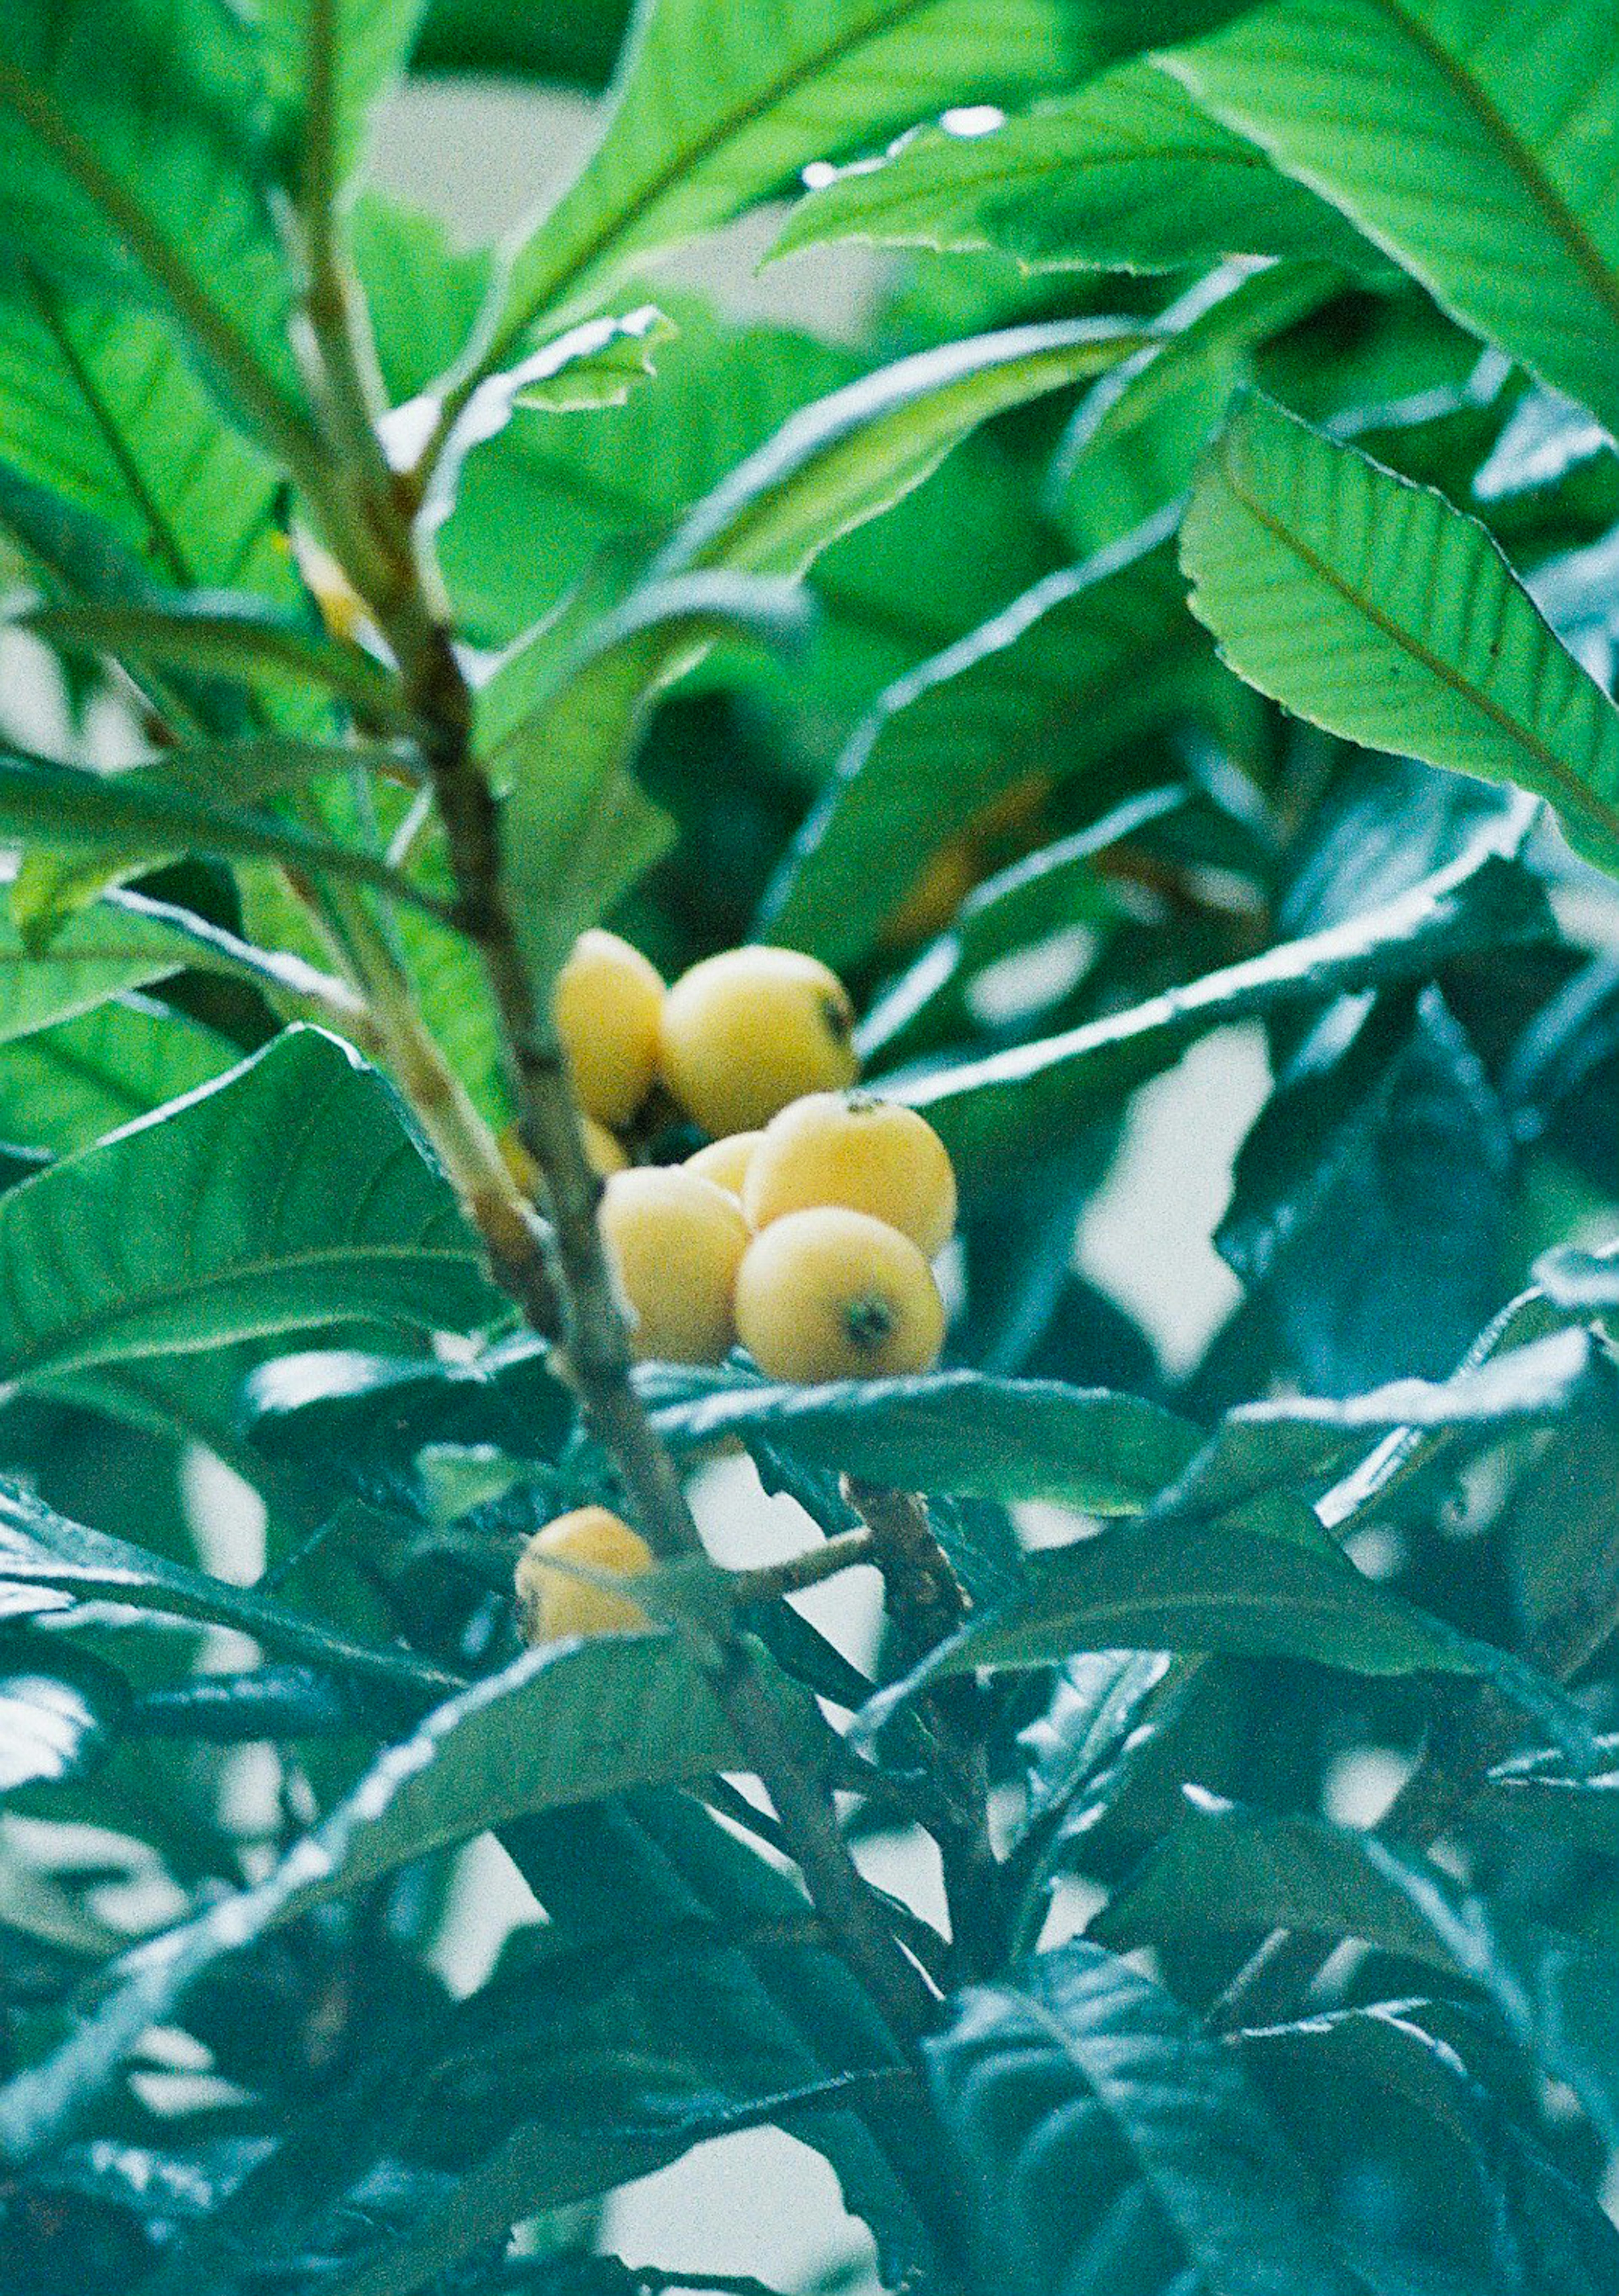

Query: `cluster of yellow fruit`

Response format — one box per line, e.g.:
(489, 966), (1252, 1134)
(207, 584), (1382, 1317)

(553, 930), (959, 1385)
(512, 931), (963, 1647)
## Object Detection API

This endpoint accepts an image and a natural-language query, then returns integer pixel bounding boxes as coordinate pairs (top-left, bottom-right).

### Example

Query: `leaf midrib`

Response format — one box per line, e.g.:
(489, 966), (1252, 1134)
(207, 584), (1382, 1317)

(1220, 432), (1619, 856)
(1369, 0), (1619, 335)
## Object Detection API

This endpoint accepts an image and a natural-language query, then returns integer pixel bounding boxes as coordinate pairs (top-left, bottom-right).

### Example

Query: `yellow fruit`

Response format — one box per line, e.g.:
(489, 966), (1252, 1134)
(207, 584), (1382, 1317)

(599, 1166), (749, 1362)
(501, 1117), (626, 1197)
(658, 948), (858, 1136)
(743, 1093), (957, 1258)
(684, 1131), (763, 1199)
(734, 1207), (946, 1384)
(553, 929), (666, 1127)
(515, 1507), (655, 1644)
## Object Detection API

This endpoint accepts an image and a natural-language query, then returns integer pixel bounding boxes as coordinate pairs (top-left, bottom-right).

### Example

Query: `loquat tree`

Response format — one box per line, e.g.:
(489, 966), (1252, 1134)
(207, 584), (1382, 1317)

(0, 1), (1618, 2292)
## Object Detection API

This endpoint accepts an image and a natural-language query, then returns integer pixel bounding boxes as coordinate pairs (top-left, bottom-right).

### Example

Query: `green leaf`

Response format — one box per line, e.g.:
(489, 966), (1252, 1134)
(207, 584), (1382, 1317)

(0, 1477), (457, 1693)
(650, 1369), (1202, 1513)
(761, 514), (1193, 968)
(858, 788), (1183, 1068)
(0, 993), (236, 1155)
(773, 57), (1376, 276)
(413, 0), (633, 89)
(892, 809), (1551, 1186)
(1051, 257), (1344, 533)
(1168, 0), (1619, 438)
(0, 894), (196, 1045)
(0, 1633), (740, 2161)
(1182, 393), (1619, 878)
(0, 0), (308, 444)
(0, 745), (444, 925)
(925, 1523), (1486, 1680)
(1092, 1789), (1456, 1969)
(0, 1025), (496, 1391)
(925, 1939), (1357, 2296)
(350, 191), (495, 406)
(488, 570), (807, 984)
(482, 0), (1257, 360)
(652, 316), (1151, 582)
(438, 297), (1061, 724)
(0, 291), (295, 604)
(20, 598), (409, 723)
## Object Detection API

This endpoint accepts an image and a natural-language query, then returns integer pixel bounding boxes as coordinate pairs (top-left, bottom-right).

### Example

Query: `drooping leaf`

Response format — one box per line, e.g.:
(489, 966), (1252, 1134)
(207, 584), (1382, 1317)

(1092, 1788), (1455, 1970)
(772, 58), (1376, 276)
(1168, 0), (1619, 437)
(650, 1368), (1202, 1514)
(0, 1476), (457, 1693)
(0, 1025), (496, 1391)
(0, 1632), (741, 2161)
(925, 1938), (1356, 2296)
(890, 808), (1551, 1184)
(651, 315), (1154, 584)
(1474, 385), (1614, 505)
(20, 598), (406, 723)
(0, 745), (440, 924)
(1182, 394), (1619, 880)
(912, 1521), (1490, 1683)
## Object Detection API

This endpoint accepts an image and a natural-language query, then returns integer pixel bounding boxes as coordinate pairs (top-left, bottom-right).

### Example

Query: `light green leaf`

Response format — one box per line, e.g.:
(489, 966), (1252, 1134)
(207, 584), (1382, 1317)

(0, 0), (309, 447)
(0, 291), (294, 604)
(488, 571), (807, 985)
(481, 0), (1256, 363)
(438, 298), (1060, 729)
(893, 810), (1550, 1185)
(0, 1632), (738, 2161)
(0, 1025), (496, 1392)
(1182, 392), (1619, 877)
(651, 1370), (1202, 1514)
(20, 598), (409, 724)
(0, 894), (200, 1046)
(0, 746), (444, 927)
(652, 316), (1151, 582)
(0, 995), (236, 1155)
(1051, 257), (1343, 534)
(773, 57), (1376, 276)
(1167, 0), (1619, 438)
(351, 191), (495, 406)
(762, 515), (1191, 969)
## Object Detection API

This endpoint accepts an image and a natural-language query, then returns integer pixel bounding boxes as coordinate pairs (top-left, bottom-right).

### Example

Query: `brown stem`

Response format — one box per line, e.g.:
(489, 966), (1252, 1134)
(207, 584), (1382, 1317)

(844, 1479), (1001, 1977)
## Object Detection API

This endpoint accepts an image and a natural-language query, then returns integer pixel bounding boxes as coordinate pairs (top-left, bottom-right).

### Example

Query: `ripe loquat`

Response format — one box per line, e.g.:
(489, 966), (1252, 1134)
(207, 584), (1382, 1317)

(599, 1165), (748, 1362)
(684, 1131), (762, 1199)
(742, 1093), (957, 1257)
(734, 1206), (945, 1383)
(553, 929), (666, 1128)
(515, 1507), (655, 1645)
(658, 947), (858, 1137)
